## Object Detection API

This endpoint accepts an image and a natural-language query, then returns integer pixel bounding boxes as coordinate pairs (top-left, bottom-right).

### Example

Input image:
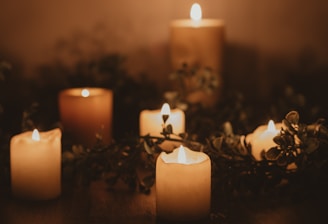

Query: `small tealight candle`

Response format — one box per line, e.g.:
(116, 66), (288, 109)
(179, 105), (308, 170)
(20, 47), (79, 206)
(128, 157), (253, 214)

(58, 87), (113, 147)
(10, 128), (61, 200)
(156, 145), (211, 221)
(139, 103), (185, 151)
(246, 120), (281, 160)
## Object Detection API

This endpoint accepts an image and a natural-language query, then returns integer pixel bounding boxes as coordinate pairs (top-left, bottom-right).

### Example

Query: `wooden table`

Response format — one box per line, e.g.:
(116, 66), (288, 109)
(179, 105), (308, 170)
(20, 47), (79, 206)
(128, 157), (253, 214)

(1, 179), (327, 224)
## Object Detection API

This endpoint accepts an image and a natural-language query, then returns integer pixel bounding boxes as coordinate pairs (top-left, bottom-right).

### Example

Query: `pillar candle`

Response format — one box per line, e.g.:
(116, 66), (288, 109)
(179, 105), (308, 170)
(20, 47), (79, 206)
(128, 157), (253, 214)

(139, 103), (185, 151)
(10, 128), (61, 200)
(246, 120), (281, 160)
(156, 145), (211, 221)
(58, 87), (113, 147)
(170, 3), (225, 106)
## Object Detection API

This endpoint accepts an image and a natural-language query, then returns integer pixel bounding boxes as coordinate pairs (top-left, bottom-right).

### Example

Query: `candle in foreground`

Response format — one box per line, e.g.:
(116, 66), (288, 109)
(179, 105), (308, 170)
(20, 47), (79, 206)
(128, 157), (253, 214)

(170, 3), (225, 106)
(139, 103), (185, 151)
(10, 128), (61, 200)
(156, 145), (211, 221)
(246, 120), (281, 160)
(58, 87), (113, 147)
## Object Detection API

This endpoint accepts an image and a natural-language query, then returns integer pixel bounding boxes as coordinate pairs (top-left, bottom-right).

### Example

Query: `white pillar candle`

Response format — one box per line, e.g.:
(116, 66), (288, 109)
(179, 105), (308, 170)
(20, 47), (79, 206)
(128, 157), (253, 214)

(10, 128), (61, 200)
(139, 103), (185, 151)
(58, 87), (113, 147)
(170, 3), (225, 106)
(156, 145), (211, 221)
(246, 120), (281, 160)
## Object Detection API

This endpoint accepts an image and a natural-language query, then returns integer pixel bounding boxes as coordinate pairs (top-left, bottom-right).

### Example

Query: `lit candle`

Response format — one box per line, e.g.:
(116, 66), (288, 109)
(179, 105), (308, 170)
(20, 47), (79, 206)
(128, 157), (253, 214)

(139, 103), (185, 151)
(156, 145), (211, 221)
(10, 128), (61, 200)
(246, 120), (281, 160)
(58, 87), (113, 147)
(170, 3), (225, 106)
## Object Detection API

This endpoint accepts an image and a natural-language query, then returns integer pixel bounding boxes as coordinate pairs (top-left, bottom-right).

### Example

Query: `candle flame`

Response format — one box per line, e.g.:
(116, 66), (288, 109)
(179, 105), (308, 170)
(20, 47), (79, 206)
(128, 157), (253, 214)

(160, 103), (171, 116)
(177, 145), (187, 164)
(190, 3), (202, 22)
(267, 120), (277, 132)
(32, 129), (40, 141)
(81, 88), (90, 97)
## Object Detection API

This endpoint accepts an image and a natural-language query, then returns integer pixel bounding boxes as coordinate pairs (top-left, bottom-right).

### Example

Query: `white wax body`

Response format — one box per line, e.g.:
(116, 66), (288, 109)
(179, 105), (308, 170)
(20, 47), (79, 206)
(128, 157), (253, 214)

(246, 123), (282, 160)
(139, 108), (185, 151)
(156, 147), (211, 221)
(10, 128), (62, 200)
(170, 19), (225, 106)
(58, 88), (113, 147)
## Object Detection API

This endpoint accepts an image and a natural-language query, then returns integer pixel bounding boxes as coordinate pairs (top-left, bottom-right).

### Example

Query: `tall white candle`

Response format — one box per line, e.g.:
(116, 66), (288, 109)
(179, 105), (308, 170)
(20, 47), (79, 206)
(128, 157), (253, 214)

(58, 87), (113, 147)
(170, 3), (225, 106)
(139, 103), (185, 151)
(10, 128), (61, 200)
(156, 145), (211, 221)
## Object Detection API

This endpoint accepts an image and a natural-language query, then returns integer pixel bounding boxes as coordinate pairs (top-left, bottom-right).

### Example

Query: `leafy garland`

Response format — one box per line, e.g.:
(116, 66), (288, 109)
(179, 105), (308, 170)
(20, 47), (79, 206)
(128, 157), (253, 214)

(0, 57), (328, 199)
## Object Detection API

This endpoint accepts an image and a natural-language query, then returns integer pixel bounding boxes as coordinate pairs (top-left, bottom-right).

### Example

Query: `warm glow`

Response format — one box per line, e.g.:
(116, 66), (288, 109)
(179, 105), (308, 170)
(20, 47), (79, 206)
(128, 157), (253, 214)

(267, 120), (277, 132)
(190, 3), (202, 22)
(160, 103), (171, 117)
(81, 88), (90, 97)
(32, 129), (40, 141)
(177, 145), (187, 164)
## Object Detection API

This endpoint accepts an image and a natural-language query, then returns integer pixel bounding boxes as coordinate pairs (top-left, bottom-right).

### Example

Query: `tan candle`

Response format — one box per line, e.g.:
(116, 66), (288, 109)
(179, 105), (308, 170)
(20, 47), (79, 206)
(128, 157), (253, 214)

(170, 3), (225, 106)
(139, 103), (185, 151)
(58, 87), (113, 147)
(10, 128), (61, 200)
(156, 145), (211, 221)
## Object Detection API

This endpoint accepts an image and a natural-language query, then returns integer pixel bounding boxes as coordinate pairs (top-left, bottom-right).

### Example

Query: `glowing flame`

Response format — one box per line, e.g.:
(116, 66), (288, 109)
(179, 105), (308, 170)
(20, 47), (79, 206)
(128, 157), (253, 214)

(81, 88), (90, 97)
(32, 129), (40, 141)
(177, 145), (187, 164)
(267, 120), (277, 133)
(160, 103), (171, 117)
(190, 3), (202, 22)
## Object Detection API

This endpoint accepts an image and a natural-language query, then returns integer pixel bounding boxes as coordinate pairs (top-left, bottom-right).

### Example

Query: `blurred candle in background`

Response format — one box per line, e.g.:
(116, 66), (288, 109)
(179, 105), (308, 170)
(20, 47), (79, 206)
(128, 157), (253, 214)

(156, 145), (211, 221)
(139, 103), (185, 151)
(10, 128), (61, 200)
(170, 3), (225, 106)
(58, 87), (113, 148)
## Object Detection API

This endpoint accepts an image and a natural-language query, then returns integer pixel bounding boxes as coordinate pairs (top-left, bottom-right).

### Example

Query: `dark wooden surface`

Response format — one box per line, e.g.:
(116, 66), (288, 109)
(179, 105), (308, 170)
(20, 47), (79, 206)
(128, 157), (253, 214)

(1, 179), (328, 224)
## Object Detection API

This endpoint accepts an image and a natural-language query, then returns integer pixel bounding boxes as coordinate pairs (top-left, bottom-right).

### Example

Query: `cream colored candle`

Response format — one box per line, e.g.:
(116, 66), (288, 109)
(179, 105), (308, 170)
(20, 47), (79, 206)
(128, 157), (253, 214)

(139, 103), (185, 151)
(58, 87), (113, 147)
(246, 120), (281, 160)
(10, 128), (61, 200)
(156, 145), (211, 221)
(170, 3), (225, 106)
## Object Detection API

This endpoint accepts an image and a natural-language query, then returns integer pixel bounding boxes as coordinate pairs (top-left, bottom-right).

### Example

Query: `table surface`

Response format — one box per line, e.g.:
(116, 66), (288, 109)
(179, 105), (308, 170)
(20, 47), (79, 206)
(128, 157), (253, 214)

(1, 179), (327, 224)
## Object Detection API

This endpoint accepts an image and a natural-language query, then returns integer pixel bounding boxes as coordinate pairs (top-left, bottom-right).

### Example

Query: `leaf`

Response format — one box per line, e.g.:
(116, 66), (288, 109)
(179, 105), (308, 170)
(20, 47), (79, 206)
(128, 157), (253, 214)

(285, 111), (299, 125)
(143, 141), (155, 154)
(303, 138), (320, 154)
(211, 137), (223, 151)
(265, 147), (282, 161)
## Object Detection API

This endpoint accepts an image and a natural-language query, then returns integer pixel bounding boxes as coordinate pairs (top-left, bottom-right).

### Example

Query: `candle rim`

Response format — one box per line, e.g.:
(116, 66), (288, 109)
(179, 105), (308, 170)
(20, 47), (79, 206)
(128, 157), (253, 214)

(11, 128), (62, 144)
(59, 87), (112, 98)
(160, 146), (209, 165)
(171, 18), (225, 28)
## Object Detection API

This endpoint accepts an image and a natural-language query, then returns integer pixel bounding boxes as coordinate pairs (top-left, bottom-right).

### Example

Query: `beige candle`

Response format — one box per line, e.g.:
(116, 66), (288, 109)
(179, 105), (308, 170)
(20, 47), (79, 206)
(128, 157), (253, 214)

(246, 120), (281, 160)
(156, 145), (211, 221)
(10, 128), (61, 200)
(139, 103), (185, 151)
(58, 87), (113, 147)
(170, 3), (225, 106)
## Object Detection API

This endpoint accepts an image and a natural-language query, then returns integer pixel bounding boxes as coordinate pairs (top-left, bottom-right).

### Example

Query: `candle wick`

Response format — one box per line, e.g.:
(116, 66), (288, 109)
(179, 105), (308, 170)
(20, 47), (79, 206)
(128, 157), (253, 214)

(162, 114), (169, 124)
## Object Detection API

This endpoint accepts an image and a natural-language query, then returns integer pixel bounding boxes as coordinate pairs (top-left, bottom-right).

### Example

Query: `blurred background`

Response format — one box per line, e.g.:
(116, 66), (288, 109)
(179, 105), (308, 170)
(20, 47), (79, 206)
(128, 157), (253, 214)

(1, 0), (328, 136)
